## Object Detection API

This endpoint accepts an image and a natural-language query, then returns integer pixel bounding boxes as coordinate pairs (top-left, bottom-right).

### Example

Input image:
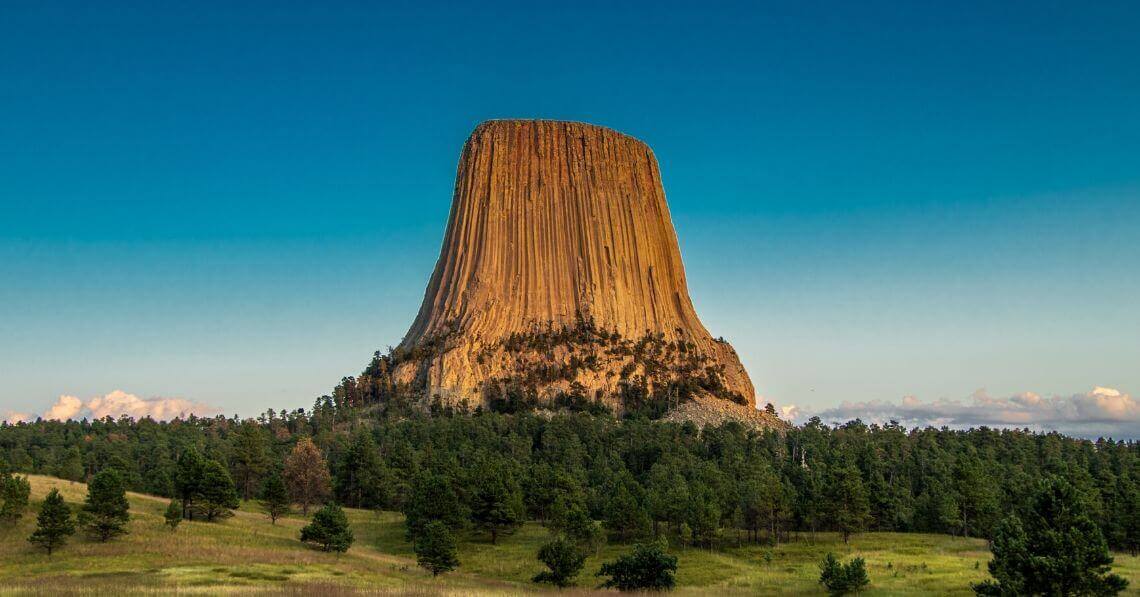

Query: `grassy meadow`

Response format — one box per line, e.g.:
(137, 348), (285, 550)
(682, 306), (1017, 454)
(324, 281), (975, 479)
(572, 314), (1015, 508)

(0, 475), (1136, 595)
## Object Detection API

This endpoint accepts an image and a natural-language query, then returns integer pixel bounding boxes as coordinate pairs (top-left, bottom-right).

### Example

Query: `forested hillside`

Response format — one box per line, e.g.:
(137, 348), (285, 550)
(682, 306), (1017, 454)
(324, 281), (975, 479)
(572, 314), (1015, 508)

(2, 406), (1136, 554)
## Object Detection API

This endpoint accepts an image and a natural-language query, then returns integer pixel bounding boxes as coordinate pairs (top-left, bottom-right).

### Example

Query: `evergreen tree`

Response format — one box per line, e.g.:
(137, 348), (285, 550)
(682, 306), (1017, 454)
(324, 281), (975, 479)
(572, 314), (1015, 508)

(0, 473), (31, 525)
(164, 500), (182, 531)
(300, 503), (354, 552)
(549, 495), (605, 554)
(334, 430), (392, 510)
(283, 437), (331, 515)
(230, 421), (270, 501)
(533, 535), (586, 587)
(78, 468), (130, 542)
(28, 488), (75, 556)
(415, 520), (459, 577)
(56, 446), (85, 482)
(469, 460), (525, 544)
(174, 449), (205, 520)
(196, 460), (239, 521)
(596, 539), (678, 591)
(953, 455), (999, 538)
(603, 479), (651, 541)
(973, 477), (1128, 596)
(403, 472), (466, 540)
(259, 472), (290, 524)
(827, 462), (871, 543)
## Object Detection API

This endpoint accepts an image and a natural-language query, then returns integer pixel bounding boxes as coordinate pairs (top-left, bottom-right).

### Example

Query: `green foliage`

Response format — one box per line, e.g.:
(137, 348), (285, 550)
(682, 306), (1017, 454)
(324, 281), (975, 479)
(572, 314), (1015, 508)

(56, 446), (85, 482)
(197, 460), (240, 521)
(334, 430), (391, 509)
(78, 469), (130, 542)
(0, 472), (31, 525)
(549, 495), (605, 553)
(596, 539), (678, 591)
(827, 461), (871, 543)
(299, 503), (354, 552)
(532, 535), (586, 587)
(259, 472), (290, 524)
(469, 458), (525, 544)
(604, 476), (651, 542)
(28, 488), (75, 555)
(819, 553), (870, 595)
(164, 499), (182, 531)
(403, 472), (466, 541)
(415, 520), (459, 577)
(0, 397), (1137, 561)
(174, 449), (205, 520)
(230, 421), (270, 500)
(973, 477), (1129, 596)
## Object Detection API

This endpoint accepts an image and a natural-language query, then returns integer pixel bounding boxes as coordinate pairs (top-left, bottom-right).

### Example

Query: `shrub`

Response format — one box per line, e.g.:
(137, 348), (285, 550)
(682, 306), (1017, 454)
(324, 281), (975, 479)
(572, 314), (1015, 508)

(300, 503), (353, 552)
(164, 500), (182, 531)
(533, 535), (586, 587)
(596, 540), (677, 591)
(819, 553), (870, 595)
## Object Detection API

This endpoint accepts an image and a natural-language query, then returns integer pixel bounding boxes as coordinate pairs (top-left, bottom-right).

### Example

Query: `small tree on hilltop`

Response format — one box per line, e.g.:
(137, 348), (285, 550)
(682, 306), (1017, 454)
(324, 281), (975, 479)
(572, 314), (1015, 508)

(973, 477), (1128, 596)
(284, 437), (331, 515)
(300, 503), (354, 552)
(194, 460), (240, 521)
(259, 472), (290, 524)
(596, 539), (678, 592)
(78, 469), (130, 542)
(819, 553), (870, 595)
(1, 473), (31, 526)
(28, 488), (75, 556)
(533, 535), (586, 587)
(164, 500), (182, 532)
(415, 520), (459, 577)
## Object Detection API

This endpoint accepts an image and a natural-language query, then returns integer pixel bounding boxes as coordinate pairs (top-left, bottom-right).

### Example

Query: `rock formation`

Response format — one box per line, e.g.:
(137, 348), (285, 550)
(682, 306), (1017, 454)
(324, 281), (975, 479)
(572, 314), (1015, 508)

(390, 119), (761, 416)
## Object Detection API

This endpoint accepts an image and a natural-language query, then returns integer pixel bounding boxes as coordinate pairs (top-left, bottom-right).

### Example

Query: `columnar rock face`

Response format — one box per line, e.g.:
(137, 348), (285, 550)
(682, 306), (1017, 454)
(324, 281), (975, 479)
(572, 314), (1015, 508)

(395, 119), (756, 410)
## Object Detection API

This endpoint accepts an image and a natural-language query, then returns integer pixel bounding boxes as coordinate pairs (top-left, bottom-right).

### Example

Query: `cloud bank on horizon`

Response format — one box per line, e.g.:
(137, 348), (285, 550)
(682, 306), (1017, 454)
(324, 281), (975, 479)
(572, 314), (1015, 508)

(4, 390), (217, 424)
(5, 388), (1136, 440)
(785, 386), (1138, 439)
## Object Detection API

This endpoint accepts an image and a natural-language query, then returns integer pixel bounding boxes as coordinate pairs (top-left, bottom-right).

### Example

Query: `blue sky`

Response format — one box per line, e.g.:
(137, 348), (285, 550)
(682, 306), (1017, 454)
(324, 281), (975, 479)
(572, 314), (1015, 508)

(2, 1), (1138, 435)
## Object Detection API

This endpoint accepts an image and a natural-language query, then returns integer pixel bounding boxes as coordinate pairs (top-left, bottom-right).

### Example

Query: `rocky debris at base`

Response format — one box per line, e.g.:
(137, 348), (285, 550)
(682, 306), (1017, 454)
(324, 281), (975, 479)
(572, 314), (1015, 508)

(662, 393), (789, 432)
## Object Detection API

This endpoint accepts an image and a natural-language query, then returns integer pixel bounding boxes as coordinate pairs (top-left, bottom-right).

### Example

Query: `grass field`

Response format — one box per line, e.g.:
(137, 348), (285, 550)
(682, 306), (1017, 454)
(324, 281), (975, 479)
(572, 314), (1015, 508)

(0, 475), (1136, 595)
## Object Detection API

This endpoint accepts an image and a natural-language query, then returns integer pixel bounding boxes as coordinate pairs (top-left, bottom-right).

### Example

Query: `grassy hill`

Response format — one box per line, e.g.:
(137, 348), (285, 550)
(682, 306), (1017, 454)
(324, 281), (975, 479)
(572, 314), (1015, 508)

(1, 475), (1136, 594)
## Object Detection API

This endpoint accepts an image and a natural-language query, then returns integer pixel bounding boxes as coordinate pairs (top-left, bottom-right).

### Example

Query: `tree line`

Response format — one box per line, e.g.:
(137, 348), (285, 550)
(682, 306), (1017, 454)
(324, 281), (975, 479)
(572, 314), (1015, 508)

(1, 407), (1135, 555)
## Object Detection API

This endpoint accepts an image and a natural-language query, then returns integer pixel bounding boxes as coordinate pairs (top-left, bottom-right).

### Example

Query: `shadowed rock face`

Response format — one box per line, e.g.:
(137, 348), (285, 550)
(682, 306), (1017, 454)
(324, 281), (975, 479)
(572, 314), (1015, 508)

(396, 119), (756, 410)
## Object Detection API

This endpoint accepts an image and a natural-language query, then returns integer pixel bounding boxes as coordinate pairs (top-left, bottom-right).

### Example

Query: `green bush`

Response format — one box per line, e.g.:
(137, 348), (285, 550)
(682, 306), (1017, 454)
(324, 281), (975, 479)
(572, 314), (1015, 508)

(533, 535), (586, 587)
(299, 503), (354, 552)
(596, 539), (678, 591)
(819, 553), (870, 595)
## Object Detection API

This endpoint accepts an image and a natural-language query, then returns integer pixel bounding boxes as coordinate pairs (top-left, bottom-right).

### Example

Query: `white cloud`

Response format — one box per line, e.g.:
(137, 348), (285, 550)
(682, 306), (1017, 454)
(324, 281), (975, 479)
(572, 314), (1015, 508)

(2, 412), (31, 424)
(36, 390), (217, 422)
(43, 395), (85, 421)
(808, 387), (1139, 439)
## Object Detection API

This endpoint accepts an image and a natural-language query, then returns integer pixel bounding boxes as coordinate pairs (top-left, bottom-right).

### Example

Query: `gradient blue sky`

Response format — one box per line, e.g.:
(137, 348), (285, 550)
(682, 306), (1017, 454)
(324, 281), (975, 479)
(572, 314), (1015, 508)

(2, 1), (1138, 434)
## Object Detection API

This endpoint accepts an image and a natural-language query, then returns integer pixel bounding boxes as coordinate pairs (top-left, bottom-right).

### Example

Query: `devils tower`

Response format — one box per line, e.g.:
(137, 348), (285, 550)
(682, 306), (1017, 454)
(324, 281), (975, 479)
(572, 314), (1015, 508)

(387, 119), (761, 417)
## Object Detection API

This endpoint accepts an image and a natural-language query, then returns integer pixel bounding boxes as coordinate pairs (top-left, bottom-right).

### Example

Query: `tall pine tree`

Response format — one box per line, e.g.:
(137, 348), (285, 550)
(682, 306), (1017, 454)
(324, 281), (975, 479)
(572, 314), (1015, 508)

(28, 488), (75, 555)
(78, 469), (130, 541)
